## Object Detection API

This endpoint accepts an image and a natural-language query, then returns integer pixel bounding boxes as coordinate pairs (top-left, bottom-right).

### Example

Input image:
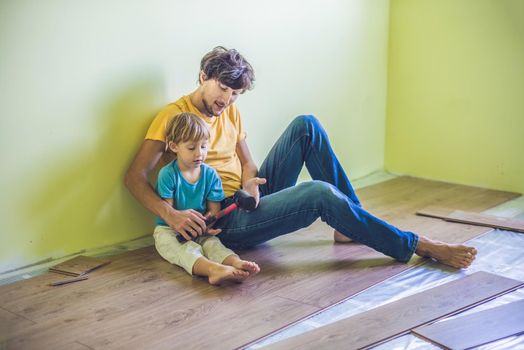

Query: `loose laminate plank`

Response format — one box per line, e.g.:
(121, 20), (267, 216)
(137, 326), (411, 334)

(412, 298), (524, 350)
(417, 207), (524, 233)
(263, 272), (524, 350)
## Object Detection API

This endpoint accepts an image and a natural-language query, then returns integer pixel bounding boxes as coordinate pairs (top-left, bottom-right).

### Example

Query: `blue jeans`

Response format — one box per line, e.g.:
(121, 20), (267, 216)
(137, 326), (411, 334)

(216, 115), (418, 262)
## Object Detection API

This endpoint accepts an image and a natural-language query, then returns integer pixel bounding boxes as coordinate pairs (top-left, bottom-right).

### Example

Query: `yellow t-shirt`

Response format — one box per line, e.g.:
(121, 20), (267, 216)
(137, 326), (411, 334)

(145, 95), (246, 197)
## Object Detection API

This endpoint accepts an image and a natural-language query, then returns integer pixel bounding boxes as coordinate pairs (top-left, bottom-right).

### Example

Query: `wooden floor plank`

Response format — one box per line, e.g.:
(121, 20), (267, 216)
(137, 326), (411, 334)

(417, 207), (524, 233)
(0, 249), (144, 310)
(81, 295), (317, 350)
(0, 250), (171, 323)
(0, 253), (203, 344)
(2, 276), (317, 350)
(0, 177), (519, 350)
(0, 307), (35, 342)
(354, 177), (520, 245)
(264, 272), (524, 350)
(412, 299), (524, 350)
(246, 229), (408, 309)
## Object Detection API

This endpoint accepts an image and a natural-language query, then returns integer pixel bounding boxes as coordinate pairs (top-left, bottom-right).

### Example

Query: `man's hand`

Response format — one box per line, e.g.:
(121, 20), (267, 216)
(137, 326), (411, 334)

(165, 209), (207, 241)
(242, 177), (267, 208)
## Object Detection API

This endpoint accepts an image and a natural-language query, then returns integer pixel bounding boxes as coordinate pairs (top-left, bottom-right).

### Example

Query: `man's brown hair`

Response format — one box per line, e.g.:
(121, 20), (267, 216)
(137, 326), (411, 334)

(199, 46), (255, 91)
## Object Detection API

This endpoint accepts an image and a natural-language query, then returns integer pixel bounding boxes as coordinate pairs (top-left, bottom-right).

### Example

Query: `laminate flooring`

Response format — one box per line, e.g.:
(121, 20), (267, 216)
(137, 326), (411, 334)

(0, 177), (519, 350)
(263, 272), (524, 350)
(412, 298), (524, 350)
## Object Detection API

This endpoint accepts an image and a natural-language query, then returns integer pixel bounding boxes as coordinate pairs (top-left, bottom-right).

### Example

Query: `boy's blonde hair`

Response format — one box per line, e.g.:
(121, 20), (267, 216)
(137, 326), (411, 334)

(166, 112), (210, 146)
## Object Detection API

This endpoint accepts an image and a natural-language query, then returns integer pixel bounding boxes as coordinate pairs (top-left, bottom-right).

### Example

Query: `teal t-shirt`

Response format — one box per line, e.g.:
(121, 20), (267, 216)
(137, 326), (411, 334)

(155, 160), (225, 226)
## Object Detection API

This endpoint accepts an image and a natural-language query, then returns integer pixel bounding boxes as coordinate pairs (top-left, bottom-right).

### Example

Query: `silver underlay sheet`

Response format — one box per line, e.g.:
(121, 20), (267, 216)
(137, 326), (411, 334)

(250, 208), (524, 349)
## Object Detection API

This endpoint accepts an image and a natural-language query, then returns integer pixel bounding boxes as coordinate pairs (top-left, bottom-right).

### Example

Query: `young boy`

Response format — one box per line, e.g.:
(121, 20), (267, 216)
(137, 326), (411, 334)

(153, 112), (260, 285)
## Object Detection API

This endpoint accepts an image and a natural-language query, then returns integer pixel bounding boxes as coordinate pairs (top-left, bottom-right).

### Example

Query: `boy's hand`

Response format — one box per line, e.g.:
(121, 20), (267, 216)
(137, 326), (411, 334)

(206, 228), (222, 236)
(204, 211), (222, 236)
(166, 209), (206, 241)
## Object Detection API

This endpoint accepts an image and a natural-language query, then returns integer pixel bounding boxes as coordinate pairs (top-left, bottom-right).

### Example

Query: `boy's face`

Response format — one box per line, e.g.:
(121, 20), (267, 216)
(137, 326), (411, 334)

(199, 72), (243, 117)
(168, 139), (209, 170)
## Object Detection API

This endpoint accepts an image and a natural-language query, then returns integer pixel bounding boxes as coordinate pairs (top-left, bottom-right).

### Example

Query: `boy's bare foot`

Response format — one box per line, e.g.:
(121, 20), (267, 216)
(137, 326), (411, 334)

(334, 230), (353, 243)
(415, 236), (477, 269)
(208, 265), (249, 285)
(232, 260), (260, 275)
(222, 255), (260, 276)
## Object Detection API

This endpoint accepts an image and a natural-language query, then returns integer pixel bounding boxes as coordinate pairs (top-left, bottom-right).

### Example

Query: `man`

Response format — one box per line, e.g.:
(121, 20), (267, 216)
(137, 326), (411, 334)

(125, 46), (476, 269)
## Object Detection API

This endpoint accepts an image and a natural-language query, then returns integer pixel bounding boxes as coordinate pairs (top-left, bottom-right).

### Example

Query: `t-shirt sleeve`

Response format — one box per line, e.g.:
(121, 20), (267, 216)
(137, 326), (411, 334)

(234, 106), (247, 142)
(206, 168), (226, 202)
(156, 166), (176, 199)
(145, 105), (182, 142)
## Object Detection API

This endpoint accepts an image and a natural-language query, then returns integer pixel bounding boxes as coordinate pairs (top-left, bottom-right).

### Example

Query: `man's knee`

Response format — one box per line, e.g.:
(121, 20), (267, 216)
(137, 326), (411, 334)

(291, 115), (320, 132)
(298, 180), (341, 204)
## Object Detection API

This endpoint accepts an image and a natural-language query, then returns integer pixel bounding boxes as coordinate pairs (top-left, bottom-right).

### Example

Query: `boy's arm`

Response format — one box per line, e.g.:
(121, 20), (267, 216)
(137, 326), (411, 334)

(204, 167), (226, 234)
(124, 139), (206, 240)
(205, 201), (222, 236)
(207, 201), (222, 216)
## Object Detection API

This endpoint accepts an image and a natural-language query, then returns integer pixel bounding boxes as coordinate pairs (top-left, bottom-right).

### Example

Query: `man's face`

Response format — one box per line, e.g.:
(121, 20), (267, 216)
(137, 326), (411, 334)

(200, 76), (243, 117)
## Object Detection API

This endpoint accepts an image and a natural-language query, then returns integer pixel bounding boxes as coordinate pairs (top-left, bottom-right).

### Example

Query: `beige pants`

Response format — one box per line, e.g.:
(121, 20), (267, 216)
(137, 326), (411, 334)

(153, 225), (237, 275)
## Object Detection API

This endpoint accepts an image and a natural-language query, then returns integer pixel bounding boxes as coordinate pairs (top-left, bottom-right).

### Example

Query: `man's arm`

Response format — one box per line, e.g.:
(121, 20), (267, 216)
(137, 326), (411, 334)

(236, 139), (266, 206)
(124, 139), (206, 240)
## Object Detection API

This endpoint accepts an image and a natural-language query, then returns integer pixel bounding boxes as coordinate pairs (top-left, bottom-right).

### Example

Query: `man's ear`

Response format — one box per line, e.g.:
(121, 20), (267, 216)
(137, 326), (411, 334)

(168, 141), (178, 153)
(199, 71), (208, 85)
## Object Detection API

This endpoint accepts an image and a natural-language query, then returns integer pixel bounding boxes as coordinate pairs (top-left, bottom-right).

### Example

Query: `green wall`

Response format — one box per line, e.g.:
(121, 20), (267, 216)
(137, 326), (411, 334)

(0, 1), (390, 272)
(3, 0), (522, 274)
(386, 0), (524, 194)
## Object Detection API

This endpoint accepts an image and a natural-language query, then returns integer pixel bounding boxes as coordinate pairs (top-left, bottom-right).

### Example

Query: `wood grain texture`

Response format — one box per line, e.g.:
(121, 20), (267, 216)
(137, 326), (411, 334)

(264, 272), (524, 350)
(412, 299), (524, 350)
(0, 177), (519, 350)
(0, 307), (35, 341)
(417, 207), (524, 233)
(49, 255), (111, 276)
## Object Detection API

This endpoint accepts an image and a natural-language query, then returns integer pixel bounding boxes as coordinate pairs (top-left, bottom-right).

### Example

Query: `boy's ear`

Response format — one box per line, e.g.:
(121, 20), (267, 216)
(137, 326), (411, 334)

(167, 141), (178, 153)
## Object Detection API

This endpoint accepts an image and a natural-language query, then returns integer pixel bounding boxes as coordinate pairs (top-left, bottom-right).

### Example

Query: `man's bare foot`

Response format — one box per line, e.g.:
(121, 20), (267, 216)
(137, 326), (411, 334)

(232, 260), (260, 275)
(334, 230), (353, 243)
(208, 265), (249, 285)
(416, 236), (477, 269)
